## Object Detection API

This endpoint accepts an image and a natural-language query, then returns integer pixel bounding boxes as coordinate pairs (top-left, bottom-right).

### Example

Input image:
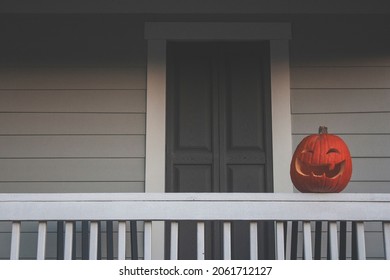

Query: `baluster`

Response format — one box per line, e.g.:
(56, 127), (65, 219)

(223, 222), (231, 260)
(328, 222), (338, 260)
(290, 221), (298, 260)
(303, 221), (312, 260)
(144, 221), (152, 260)
(118, 221), (127, 260)
(275, 221), (285, 260)
(356, 222), (366, 260)
(314, 221), (322, 260)
(89, 221), (99, 260)
(383, 222), (390, 260)
(106, 221), (114, 260)
(197, 222), (205, 260)
(37, 221), (47, 260)
(130, 221), (138, 260)
(339, 221), (347, 260)
(64, 222), (74, 260)
(249, 222), (258, 260)
(170, 222), (179, 260)
(10, 221), (21, 260)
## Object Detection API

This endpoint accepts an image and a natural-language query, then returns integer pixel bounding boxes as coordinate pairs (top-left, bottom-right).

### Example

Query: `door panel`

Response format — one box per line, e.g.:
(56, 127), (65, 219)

(166, 42), (273, 259)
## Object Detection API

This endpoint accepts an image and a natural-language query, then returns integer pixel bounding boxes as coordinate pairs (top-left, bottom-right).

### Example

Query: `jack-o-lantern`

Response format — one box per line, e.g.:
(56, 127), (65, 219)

(290, 126), (352, 193)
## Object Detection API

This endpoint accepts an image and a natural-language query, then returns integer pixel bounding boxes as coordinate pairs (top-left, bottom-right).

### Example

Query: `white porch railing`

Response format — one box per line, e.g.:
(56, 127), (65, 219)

(1, 193), (390, 260)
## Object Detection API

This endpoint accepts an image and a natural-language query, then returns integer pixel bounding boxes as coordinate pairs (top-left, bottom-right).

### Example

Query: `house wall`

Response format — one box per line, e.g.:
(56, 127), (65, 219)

(0, 15), (147, 193)
(290, 15), (390, 260)
(0, 14), (389, 259)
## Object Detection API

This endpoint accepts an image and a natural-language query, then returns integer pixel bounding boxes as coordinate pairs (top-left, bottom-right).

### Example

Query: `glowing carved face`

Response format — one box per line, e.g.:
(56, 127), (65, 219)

(290, 127), (352, 193)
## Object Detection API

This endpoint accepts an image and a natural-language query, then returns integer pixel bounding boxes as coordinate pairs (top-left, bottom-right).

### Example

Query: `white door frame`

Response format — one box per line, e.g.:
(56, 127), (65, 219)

(144, 22), (293, 259)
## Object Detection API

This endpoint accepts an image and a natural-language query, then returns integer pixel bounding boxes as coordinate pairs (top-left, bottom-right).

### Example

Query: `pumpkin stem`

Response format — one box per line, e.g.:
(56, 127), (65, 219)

(319, 126), (328, 134)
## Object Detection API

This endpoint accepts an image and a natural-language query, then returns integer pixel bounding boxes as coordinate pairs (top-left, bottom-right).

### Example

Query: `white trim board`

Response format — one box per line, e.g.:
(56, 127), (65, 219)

(145, 22), (293, 259)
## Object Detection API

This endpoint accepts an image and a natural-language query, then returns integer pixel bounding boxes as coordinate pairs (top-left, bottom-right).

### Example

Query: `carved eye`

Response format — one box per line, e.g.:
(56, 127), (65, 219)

(327, 148), (340, 155)
(301, 149), (314, 154)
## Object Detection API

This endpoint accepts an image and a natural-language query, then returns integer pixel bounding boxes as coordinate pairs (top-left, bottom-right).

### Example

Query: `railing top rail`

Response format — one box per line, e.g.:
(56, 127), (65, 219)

(1, 192), (390, 202)
(1, 193), (390, 221)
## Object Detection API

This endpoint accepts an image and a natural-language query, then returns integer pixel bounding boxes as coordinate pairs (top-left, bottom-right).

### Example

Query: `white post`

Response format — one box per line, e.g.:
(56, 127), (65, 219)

(303, 221), (312, 260)
(63, 222), (73, 260)
(356, 222), (366, 260)
(223, 222), (231, 260)
(328, 222), (339, 260)
(383, 222), (390, 260)
(144, 221), (153, 260)
(89, 221), (99, 260)
(197, 222), (205, 260)
(118, 221), (127, 260)
(37, 221), (47, 260)
(10, 221), (21, 260)
(250, 222), (258, 260)
(275, 221), (285, 260)
(170, 222), (179, 260)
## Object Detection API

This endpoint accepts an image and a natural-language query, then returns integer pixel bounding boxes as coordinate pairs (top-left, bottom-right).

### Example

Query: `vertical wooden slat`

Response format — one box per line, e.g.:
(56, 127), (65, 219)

(339, 221), (347, 260)
(275, 221), (285, 260)
(56, 221), (64, 260)
(118, 221), (127, 260)
(223, 222), (231, 260)
(97, 221), (102, 260)
(383, 222), (390, 260)
(72, 221), (77, 260)
(10, 221), (21, 260)
(89, 221), (99, 260)
(314, 221), (322, 260)
(130, 221), (138, 260)
(106, 221), (114, 260)
(37, 221), (47, 260)
(328, 221), (339, 260)
(351, 222), (358, 260)
(290, 221), (298, 260)
(197, 222), (205, 260)
(249, 222), (258, 260)
(64, 222), (74, 260)
(144, 221), (152, 260)
(170, 222), (179, 260)
(356, 222), (366, 260)
(82, 221), (89, 260)
(303, 221), (312, 260)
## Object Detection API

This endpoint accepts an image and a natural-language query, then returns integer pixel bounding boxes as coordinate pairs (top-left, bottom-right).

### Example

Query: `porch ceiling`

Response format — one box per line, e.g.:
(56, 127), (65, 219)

(1, 0), (390, 14)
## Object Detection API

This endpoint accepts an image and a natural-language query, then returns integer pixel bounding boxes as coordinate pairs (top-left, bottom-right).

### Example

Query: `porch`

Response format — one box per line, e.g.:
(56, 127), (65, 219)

(1, 193), (390, 260)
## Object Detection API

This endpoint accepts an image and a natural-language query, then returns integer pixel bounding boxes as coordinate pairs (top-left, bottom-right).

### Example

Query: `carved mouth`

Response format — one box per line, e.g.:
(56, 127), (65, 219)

(295, 158), (345, 179)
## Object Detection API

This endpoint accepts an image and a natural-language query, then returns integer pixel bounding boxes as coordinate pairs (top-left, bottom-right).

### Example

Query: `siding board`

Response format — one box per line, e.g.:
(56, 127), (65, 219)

(0, 113), (145, 135)
(292, 89), (390, 114)
(292, 113), (390, 134)
(0, 68), (146, 90)
(351, 158), (390, 181)
(0, 158), (144, 182)
(293, 135), (390, 157)
(0, 90), (146, 113)
(0, 182), (144, 193)
(0, 135), (145, 158)
(291, 67), (390, 89)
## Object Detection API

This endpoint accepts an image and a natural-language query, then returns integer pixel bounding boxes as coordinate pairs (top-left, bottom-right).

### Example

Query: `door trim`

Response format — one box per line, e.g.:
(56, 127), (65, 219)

(145, 22), (293, 259)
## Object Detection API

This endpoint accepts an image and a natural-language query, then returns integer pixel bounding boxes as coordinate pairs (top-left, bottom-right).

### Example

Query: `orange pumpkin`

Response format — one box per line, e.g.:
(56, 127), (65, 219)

(290, 126), (352, 193)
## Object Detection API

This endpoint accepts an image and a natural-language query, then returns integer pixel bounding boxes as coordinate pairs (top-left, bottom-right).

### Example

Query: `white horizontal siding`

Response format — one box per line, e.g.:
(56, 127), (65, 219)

(0, 135), (145, 158)
(0, 113), (145, 135)
(0, 90), (146, 113)
(292, 89), (390, 114)
(291, 67), (390, 89)
(0, 67), (146, 90)
(0, 158), (144, 182)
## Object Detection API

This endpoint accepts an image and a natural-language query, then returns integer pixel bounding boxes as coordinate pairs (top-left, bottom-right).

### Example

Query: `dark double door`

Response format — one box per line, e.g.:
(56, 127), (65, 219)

(166, 42), (274, 259)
